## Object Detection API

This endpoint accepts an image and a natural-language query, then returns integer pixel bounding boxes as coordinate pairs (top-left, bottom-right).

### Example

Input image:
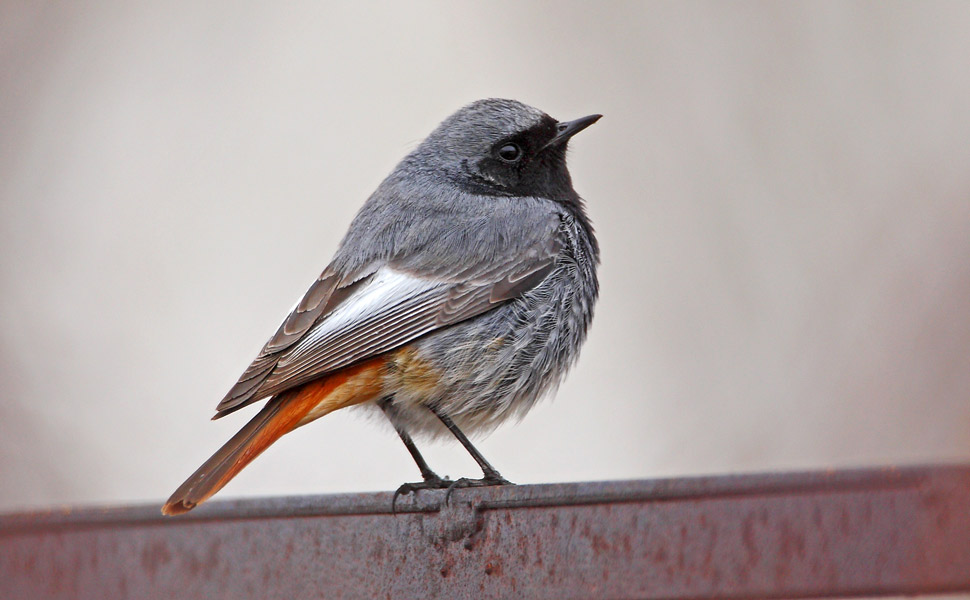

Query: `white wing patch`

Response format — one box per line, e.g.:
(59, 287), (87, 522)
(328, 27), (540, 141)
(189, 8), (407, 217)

(276, 267), (447, 378)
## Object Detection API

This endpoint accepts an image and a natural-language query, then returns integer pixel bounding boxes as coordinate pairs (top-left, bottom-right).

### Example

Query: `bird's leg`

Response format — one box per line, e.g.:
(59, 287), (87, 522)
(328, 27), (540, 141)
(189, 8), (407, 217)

(378, 398), (451, 508)
(427, 405), (513, 492)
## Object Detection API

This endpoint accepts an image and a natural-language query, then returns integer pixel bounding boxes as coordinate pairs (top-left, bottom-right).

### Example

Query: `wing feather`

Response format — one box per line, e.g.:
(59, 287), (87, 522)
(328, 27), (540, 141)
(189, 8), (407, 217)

(213, 232), (561, 418)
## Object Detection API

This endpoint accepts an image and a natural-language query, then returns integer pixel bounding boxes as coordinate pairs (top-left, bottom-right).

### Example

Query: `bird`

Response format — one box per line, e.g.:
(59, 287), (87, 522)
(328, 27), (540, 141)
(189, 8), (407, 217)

(162, 99), (601, 515)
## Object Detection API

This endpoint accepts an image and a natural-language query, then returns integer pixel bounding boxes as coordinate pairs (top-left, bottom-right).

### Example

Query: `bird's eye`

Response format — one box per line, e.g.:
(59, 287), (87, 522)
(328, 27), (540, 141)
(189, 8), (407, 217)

(497, 143), (522, 162)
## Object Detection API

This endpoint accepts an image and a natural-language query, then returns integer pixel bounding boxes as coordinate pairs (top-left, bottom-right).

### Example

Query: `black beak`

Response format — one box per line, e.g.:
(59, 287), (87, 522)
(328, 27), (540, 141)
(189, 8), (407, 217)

(546, 114), (602, 148)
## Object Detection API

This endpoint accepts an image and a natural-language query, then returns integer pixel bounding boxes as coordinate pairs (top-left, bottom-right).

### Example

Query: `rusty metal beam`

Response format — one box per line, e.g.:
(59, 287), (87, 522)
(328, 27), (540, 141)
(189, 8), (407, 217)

(2, 465), (969, 599)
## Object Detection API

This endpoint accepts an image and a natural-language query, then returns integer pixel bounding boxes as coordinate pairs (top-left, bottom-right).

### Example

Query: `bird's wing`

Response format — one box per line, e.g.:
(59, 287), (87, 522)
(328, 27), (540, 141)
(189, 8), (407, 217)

(213, 235), (561, 417)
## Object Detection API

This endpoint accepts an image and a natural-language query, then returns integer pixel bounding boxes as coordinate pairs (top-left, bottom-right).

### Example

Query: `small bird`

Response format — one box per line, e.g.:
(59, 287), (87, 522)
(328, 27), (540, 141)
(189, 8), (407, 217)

(162, 99), (601, 515)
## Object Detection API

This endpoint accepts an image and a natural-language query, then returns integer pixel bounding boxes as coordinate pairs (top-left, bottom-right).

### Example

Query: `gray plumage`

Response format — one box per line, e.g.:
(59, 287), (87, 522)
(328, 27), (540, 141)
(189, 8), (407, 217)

(388, 207), (598, 437)
(164, 98), (601, 515)
(215, 98), (600, 439)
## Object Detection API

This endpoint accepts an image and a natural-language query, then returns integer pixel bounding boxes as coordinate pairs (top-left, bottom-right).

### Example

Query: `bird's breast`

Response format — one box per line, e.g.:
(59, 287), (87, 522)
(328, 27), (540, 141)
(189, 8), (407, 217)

(384, 211), (598, 436)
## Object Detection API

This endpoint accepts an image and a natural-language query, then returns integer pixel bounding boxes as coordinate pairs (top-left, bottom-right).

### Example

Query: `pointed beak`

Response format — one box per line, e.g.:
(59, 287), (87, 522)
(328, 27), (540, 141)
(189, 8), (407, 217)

(546, 114), (602, 148)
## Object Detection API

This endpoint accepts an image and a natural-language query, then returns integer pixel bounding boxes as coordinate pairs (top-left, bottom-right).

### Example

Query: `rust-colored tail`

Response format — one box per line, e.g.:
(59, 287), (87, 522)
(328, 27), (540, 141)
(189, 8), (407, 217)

(162, 357), (385, 515)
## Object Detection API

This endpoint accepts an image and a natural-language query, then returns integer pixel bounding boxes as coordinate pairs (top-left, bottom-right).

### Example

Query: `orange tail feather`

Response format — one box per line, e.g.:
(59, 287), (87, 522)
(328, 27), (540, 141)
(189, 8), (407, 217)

(162, 357), (385, 515)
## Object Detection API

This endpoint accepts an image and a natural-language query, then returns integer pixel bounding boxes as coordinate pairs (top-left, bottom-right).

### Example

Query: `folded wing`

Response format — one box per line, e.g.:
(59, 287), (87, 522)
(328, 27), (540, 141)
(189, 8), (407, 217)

(213, 236), (561, 418)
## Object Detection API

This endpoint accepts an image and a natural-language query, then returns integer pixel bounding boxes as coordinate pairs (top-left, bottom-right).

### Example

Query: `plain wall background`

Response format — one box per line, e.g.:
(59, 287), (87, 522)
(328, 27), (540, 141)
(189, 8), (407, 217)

(1, 1), (968, 512)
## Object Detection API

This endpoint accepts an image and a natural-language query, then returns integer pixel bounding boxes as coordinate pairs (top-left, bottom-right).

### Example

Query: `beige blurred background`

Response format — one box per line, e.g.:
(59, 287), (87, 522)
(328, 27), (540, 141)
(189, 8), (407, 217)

(1, 1), (968, 513)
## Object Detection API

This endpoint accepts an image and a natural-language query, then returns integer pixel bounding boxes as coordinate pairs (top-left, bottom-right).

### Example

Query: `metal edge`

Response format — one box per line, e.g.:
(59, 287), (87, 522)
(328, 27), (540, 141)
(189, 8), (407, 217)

(2, 463), (961, 536)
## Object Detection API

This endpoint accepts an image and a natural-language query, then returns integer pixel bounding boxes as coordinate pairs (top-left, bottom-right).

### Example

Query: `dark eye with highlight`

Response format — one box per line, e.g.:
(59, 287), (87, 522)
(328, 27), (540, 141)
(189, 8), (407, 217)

(497, 143), (522, 162)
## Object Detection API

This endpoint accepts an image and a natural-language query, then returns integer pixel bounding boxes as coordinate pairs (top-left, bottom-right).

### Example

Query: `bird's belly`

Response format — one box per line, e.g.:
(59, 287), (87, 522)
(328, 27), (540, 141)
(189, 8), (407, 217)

(382, 272), (591, 438)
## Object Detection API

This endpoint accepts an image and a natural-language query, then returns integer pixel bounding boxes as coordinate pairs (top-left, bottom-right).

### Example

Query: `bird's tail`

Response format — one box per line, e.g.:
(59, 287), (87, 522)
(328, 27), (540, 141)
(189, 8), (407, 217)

(162, 357), (385, 515)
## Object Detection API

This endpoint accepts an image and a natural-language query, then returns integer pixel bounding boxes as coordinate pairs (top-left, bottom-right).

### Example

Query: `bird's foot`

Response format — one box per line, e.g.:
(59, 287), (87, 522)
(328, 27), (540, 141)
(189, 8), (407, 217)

(392, 474), (452, 511)
(444, 472), (514, 504)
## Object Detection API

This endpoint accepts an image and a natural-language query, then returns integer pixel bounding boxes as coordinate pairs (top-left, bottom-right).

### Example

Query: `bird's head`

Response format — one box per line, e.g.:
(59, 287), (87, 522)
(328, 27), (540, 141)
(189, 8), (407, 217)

(411, 98), (601, 200)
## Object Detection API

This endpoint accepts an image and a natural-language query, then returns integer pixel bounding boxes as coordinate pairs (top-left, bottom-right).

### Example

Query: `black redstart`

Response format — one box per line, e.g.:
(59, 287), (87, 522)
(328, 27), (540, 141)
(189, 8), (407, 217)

(163, 99), (601, 515)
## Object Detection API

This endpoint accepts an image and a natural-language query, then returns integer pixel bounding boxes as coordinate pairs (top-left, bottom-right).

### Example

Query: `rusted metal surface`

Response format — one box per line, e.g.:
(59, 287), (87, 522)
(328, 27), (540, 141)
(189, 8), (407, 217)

(2, 465), (969, 599)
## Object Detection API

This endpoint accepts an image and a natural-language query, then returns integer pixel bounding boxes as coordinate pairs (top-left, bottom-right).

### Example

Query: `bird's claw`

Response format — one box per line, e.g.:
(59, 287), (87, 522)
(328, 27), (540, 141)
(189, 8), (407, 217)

(391, 473), (514, 511)
(391, 475), (453, 512)
(443, 474), (513, 504)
